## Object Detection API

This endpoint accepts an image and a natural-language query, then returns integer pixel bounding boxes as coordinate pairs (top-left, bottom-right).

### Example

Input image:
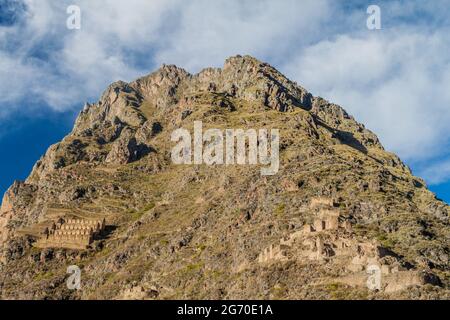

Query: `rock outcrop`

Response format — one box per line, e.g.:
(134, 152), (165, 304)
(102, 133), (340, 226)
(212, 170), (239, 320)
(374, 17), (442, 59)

(105, 128), (151, 165)
(0, 55), (448, 300)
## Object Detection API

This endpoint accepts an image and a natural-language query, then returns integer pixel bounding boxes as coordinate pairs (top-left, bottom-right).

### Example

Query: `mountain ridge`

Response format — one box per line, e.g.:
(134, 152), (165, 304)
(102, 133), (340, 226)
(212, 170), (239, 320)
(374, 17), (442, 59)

(0, 55), (448, 299)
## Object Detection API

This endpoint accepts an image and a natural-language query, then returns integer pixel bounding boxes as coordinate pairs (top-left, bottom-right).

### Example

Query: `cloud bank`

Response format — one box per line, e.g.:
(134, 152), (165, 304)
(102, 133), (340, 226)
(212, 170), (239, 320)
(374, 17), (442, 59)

(1, 0), (450, 185)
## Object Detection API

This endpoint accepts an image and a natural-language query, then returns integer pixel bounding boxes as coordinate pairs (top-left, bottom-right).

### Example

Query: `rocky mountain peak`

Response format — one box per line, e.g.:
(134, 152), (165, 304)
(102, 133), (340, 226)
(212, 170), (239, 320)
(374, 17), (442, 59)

(0, 55), (448, 300)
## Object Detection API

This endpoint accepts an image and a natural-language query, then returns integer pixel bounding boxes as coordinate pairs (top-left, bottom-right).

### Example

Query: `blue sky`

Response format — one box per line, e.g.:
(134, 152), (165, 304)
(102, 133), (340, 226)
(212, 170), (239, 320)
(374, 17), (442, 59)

(0, 0), (450, 203)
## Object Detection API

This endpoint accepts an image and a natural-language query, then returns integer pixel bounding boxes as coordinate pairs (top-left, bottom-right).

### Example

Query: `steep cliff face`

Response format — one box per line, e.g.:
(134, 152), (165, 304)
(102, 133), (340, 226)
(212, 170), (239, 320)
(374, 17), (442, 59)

(0, 55), (448, 299)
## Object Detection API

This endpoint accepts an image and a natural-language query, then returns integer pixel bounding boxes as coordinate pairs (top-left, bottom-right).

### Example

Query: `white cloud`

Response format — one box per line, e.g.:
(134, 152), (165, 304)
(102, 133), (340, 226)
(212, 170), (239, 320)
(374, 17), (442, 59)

(284, 31), (450, 162)
(0, 0), (333, 113)
(421, 160), (450, 185)
(1, 0), (450, 186)
(0, 0), (180, 113)
(153, 0), (331, 71)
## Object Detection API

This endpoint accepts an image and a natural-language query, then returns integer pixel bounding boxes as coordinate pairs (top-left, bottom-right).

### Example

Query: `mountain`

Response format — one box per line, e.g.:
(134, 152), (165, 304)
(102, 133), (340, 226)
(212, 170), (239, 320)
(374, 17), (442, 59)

(0, 55), (448, 299)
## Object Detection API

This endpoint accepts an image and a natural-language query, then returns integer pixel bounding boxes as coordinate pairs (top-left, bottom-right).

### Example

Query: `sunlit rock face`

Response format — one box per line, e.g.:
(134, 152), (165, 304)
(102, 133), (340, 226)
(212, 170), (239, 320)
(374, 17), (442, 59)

(0, 55), (448, 300)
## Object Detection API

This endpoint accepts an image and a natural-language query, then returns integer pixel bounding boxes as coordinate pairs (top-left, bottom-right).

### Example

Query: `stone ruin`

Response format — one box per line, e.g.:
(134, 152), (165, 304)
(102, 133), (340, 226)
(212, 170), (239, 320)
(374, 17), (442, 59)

(256, 197), (439, 292)
(258, 197), (350, 263)
(34, 217), (106, 250)
(335, 243), (438, 293)
(258, 198), (348, 262)
(257, 243), (289, 264)
(309, 196), (334, 208)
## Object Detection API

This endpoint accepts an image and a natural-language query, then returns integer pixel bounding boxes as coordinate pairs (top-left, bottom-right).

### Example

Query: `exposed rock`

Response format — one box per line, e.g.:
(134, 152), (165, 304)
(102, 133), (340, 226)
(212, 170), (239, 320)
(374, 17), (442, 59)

(105, 128), (152, 165)
(135, 121), (163, 144)
(1, 235), (34, 264)
(0, 55), (448, 300)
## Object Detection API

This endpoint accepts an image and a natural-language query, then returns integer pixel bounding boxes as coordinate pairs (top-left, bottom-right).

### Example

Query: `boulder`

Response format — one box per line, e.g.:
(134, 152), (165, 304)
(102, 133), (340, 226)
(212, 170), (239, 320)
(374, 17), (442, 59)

(106, 129), (152, 165)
